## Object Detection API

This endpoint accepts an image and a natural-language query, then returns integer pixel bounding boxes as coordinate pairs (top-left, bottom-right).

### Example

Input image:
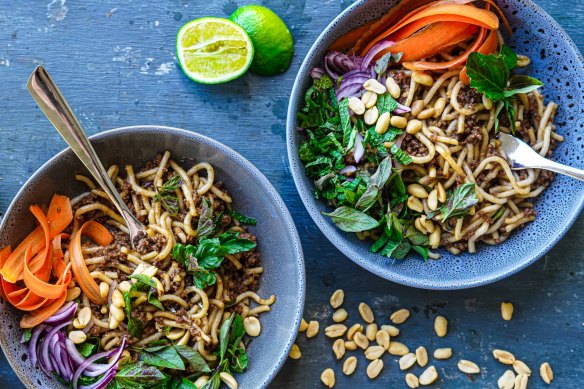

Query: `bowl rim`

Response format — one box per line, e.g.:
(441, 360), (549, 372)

(0, 125), (305, 389)
(286, 0), (584, 289)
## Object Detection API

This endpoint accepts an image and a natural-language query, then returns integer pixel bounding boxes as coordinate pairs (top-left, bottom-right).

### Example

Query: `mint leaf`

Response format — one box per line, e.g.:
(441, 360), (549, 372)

(152, 175), (182, 216)
(412, 245), (429, 261)
(21, 329), (32, 343)
(339, 98), (352, 147)
(389, 143), (413, 165)
(440, 183), (479, 222)
(196, 198), (215, 241)
(323, 206), (380, 232)
(377, 93), (398, 115)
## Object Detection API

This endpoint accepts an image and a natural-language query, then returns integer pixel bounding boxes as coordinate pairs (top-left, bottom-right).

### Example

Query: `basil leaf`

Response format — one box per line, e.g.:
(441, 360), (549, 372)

(140, 346), (185, 370)
(228, 345), (248, 373)
(323, 206), (380, 232)
(504, 75), (544, 97)
(217, 232), (257, 254)
(228, 209), (257, 226)
(374, 53), (392, 75)
(493, 207), (506, 221)
(219, 315), (234, 360)
(412, 245), (429, 261)
(406, 225), (429, 246)
(440, 183), (479, 222)
(466, 51), (508, 101)
(147, 291), (164, 310)
(370, 231), (389, 253)
(115, 362), (167, 386)
(345, 126), (358, 152)
(355, 156), (392, 211)
(229, 314), (245, 346)
(377, 93), (398, 115)
(176, 378), (198, 389)
(386, 212), (404, 242)
(173, 345), (211, 373)
(193, 269), (217, 289)
(505, 99), (517, 134)
(197, 198), (215, 241)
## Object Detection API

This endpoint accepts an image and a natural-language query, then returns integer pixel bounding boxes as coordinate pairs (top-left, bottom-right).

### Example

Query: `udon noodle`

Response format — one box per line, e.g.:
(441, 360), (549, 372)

(67, 151), (275, 358)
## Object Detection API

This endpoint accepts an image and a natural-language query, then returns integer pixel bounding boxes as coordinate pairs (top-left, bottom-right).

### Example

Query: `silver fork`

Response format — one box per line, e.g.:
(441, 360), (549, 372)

(498, 132), (584, 181)
(27, 65), (149, 249)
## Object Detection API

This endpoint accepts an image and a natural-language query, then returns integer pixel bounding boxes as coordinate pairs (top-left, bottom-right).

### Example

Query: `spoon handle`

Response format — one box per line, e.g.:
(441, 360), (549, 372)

(26, 66), (139, 227)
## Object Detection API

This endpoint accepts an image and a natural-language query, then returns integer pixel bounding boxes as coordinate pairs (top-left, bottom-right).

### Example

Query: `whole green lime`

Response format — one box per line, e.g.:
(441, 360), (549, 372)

(230, 5), (294, 76)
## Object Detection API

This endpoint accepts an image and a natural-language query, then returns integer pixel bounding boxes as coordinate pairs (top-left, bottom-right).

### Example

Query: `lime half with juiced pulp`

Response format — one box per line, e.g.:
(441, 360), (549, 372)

(176, 17), (254, 84)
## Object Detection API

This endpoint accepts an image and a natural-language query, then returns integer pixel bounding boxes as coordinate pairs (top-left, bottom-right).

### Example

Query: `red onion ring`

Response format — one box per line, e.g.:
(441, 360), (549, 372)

(339, 165), (357, 175)
(28, 324), (46, 367)
(43, 301), (77, 324)
(354, 133), (365, 163)
(362, 40), (396, 69)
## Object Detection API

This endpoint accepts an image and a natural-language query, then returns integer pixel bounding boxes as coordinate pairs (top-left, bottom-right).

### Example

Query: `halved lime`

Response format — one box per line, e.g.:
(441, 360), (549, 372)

(176, 17), (254, 84)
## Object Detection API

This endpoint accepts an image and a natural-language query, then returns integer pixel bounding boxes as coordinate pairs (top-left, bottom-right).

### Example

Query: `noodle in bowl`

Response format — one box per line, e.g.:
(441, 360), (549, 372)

(0, 126), (304, 388)
(287, 0), (584, 289)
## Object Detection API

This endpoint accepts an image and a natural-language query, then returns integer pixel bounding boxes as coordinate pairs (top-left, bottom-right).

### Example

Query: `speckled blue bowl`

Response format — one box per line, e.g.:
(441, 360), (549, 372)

(0, 126), (304, 388)
(287, 0), (584, 289)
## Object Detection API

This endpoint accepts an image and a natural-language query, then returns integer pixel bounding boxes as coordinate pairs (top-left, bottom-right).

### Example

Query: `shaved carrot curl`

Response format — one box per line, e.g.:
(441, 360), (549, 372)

(70, 221), (113, 305)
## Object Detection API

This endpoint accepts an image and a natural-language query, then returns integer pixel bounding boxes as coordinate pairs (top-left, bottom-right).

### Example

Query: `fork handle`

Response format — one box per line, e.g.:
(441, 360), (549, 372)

(26, 66), (138, 224)
(526, 159), (584, 182)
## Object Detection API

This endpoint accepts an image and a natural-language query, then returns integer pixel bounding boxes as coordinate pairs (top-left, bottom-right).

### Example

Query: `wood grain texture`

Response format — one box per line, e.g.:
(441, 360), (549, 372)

(0, 0), (583, 388)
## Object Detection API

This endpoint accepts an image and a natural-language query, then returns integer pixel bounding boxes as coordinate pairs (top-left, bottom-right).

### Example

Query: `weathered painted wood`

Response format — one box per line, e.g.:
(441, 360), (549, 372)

(0, 0), (582, 388)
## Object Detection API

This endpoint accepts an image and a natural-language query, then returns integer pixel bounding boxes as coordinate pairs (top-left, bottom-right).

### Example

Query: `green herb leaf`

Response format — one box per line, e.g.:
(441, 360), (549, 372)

(466, 51), (508, 101)
(193, 269), (217, 289)
(219, 315), (234, 360)
(21, 329), (32, 343)
(76, 337), (100, 358)
(494, 100), (505, 132)
(323, 206), (380, 232)
(115, 362), (167, 386)
(228, 209), (257, 226)
(374, 52), (402, 75)
(314, 74), (333, 90)
(355, 156), (392, 211)
(197, 198), (215, 241)
(412, 245), (429, 261)
(152, 175), (182, 216)
(377, 93), (398, 115)
(175, 378), (199, 389)
(140, 346), (185, 370)
(499, 44), (518, 71)
(389, 143), (413, 165)
(339, 98), (352, 147)
(440, 183), (479, 222)
(504, 75), (543, 97)
(173, 345), (211, 373)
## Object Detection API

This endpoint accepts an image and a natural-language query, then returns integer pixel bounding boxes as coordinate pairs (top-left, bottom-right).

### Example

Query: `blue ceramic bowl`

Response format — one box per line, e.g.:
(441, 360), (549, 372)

(287, 0), (584, 289)
(0, 126), (304, 388)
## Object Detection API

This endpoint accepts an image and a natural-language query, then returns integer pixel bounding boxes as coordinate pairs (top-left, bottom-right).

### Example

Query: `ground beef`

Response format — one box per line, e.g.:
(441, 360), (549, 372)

(457, 84), (483, 107)
(445, 240), (468, 252)
(534, 170), (555, 187)
(486, 143), (500, 158)
(99, 230), (131, 267)
(135, 232), (163, 255)
(524, 208), (536, 218)
(402, 133), (428, 157)
(527, 94), (541, 124)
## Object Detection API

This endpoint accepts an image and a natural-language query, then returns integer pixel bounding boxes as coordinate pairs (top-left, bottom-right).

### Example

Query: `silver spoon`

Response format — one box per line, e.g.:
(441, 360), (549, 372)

(499, 132), (584, 181)
(27, 65), (148, 249)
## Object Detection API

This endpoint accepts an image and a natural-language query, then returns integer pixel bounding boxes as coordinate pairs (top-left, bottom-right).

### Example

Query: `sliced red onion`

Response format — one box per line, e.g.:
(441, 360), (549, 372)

(65, 339), (103, 373)
(79, 368), (117, 389)
(28, 324), (46, 367)
(107, 281), (117, 307)
(393, 102), (411, 115)
(345, 177), (355, 182)
(53, 341), (71, 381)
(82, 318), (94, 334)
(337, 83), (363, 101)
(43, 301), (77, 324)
(325, 51), (366, 80)
(310, 67), (325, 80)
(362, 40), (395, 69)
(73, 338), (127, 389)
(40, 321), (71, 374)
(339, 165), (357, 175)
(353, 132), (365, 163)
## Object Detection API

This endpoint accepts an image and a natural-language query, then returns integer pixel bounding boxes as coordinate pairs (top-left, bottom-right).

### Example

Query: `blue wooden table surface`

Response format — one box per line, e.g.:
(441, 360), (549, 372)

(1, 0), (583, 388)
